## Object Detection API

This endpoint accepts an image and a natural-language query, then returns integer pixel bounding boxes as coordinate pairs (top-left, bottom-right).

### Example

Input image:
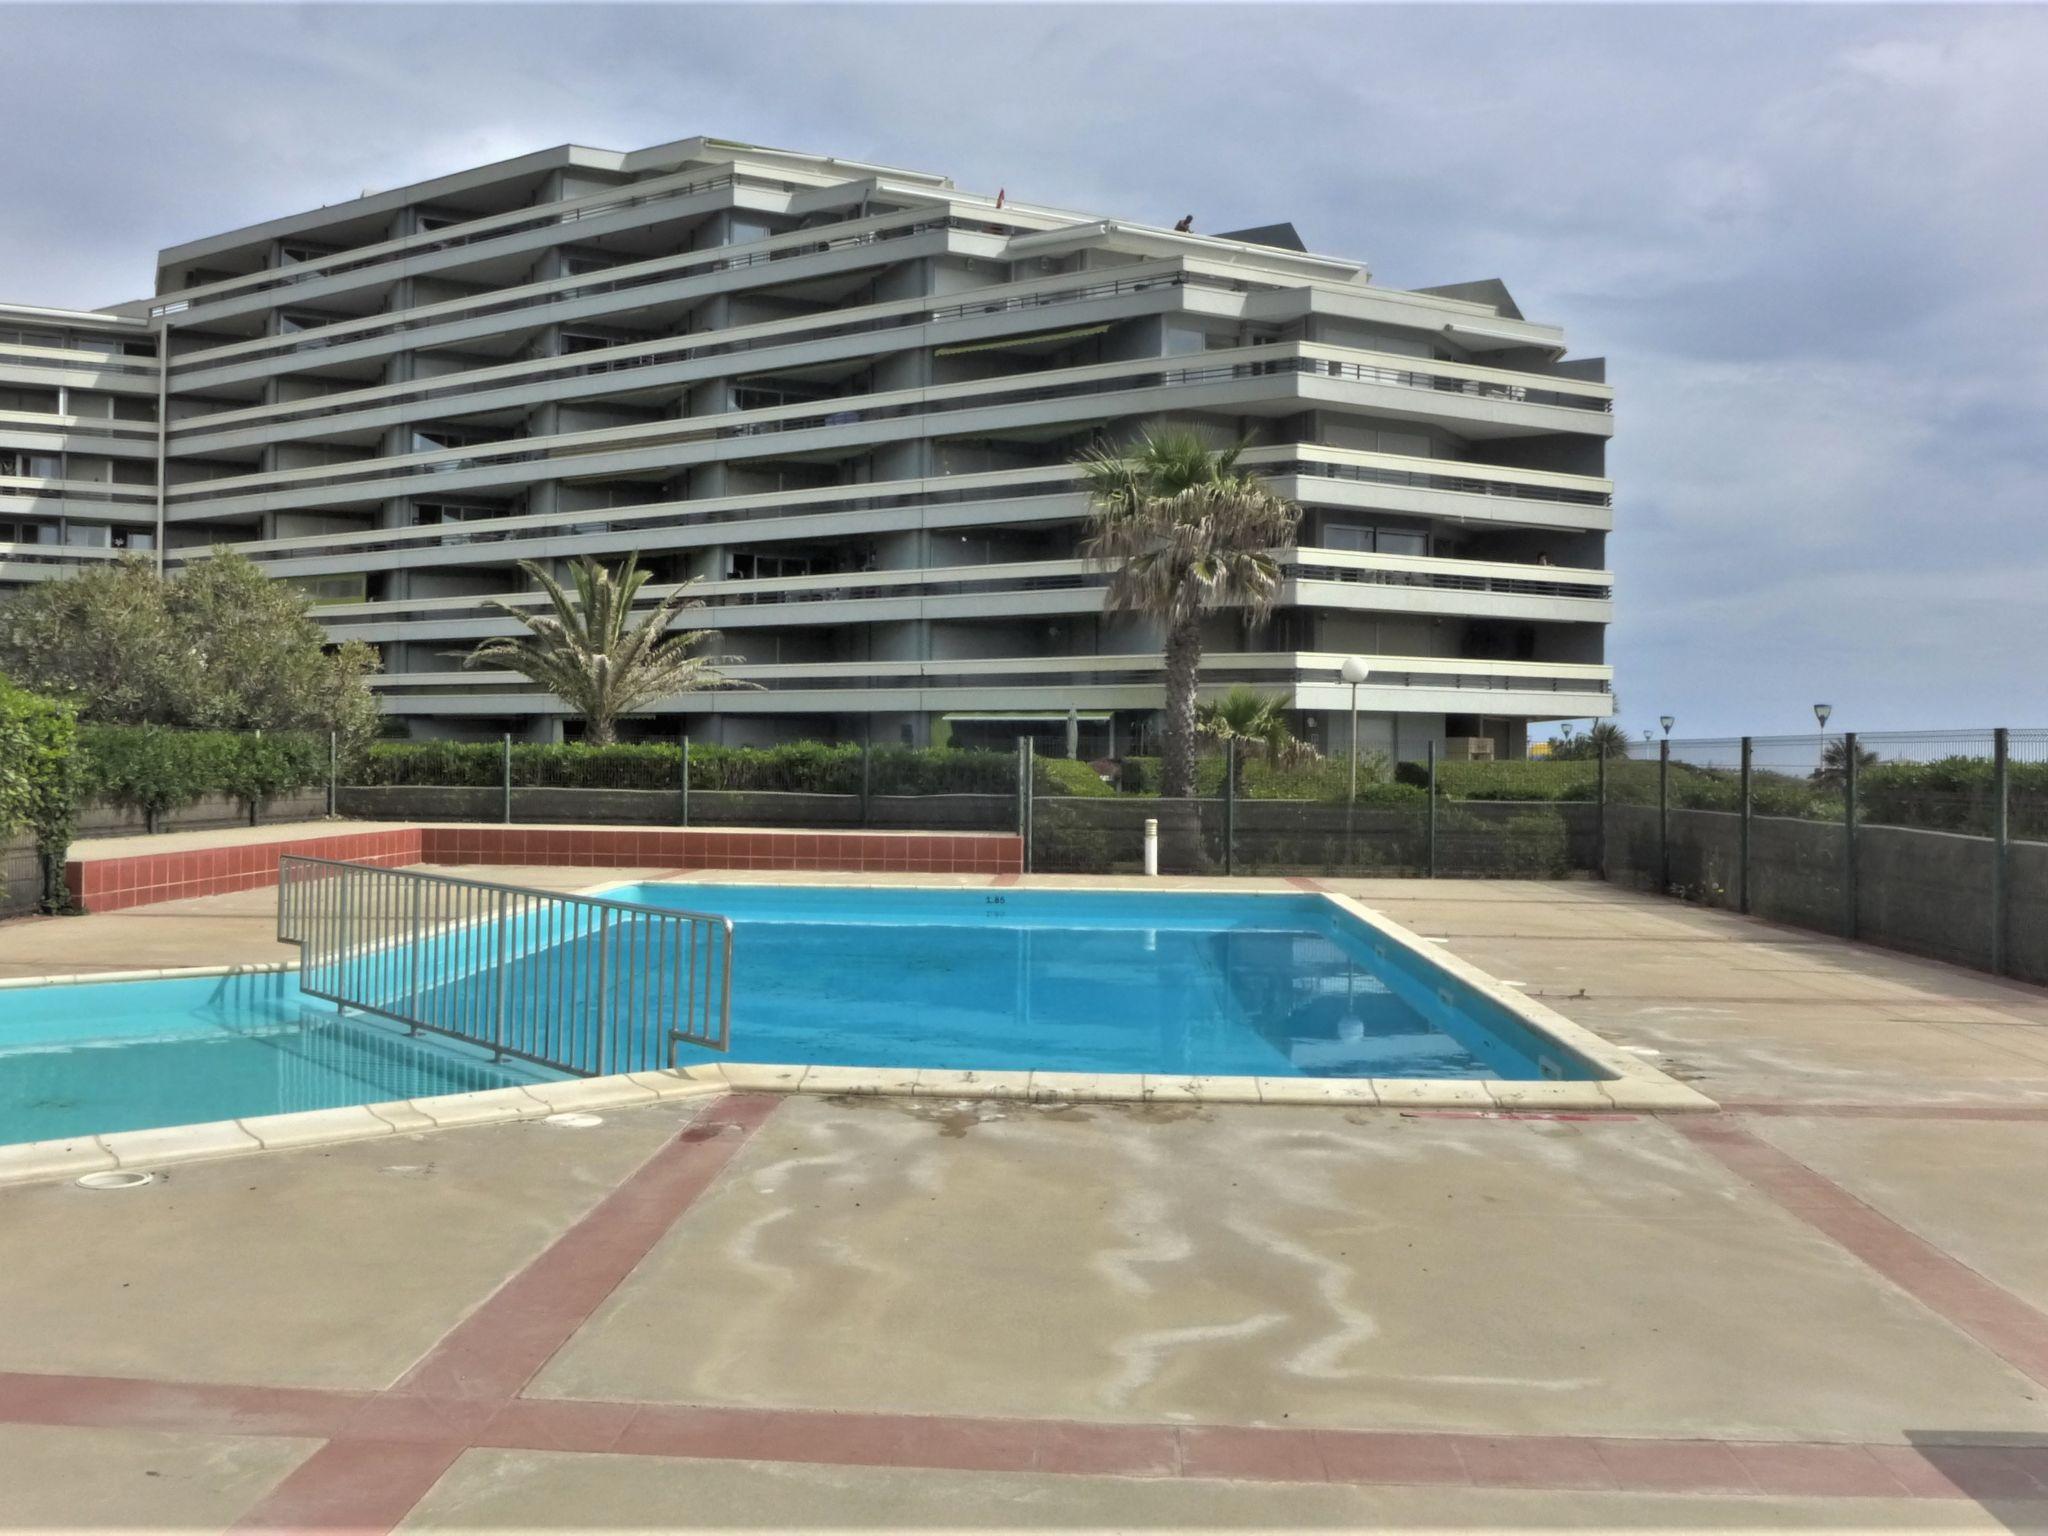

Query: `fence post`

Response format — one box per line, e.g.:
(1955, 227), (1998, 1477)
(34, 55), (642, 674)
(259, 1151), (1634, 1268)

(678, 733), (690, 827)
(1224, 740), (1237, 878)
(1426, 741), (1438, 878)
(1842, 731), (1859, 940)
(1595, 748), (1608, 881)
(1739, 736), (1753, 916)
(1658, 740), (1671, 893)
(1992, 727), (2010, 975)
(594, 911), (612, 1077)
(406, 876), (424, 1029)
(500, 734), (512, 825)
(492, 888), (510, 1062)
(860, 740), (872, 829)
(1022, 737), (1035, 873)
(327, 730), (337, 818)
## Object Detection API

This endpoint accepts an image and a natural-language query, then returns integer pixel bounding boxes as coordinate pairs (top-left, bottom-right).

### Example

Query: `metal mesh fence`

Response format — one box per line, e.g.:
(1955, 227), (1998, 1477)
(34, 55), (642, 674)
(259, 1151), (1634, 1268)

(1613, 729), (2044, 981)
(1029, 794), (1596, 878)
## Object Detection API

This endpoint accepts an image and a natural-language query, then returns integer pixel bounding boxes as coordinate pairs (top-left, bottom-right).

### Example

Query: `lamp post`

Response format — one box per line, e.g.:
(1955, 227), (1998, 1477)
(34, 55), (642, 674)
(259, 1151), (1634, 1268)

(1814, 703), (1833, 731)
(1340, 656), (1371, 802)
(1660, 714), (1675, 738)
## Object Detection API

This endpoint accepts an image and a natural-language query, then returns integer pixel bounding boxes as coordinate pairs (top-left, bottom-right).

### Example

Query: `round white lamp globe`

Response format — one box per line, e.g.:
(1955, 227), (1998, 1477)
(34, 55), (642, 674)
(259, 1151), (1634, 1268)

(1339, 656), (1371, 685)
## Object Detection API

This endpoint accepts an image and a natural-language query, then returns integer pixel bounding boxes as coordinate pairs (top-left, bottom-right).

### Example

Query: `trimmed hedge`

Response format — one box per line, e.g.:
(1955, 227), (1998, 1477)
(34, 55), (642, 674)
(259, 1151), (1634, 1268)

(349, 740), (1107, 798)
(1858, 757), (2048, 839)
(1396, 759), (1601, 802)
(1034, 757), (1115, 798)
(1120, 754), (1414, 804)
(78, 726), (327, 822)
(0, 675), (79, 909)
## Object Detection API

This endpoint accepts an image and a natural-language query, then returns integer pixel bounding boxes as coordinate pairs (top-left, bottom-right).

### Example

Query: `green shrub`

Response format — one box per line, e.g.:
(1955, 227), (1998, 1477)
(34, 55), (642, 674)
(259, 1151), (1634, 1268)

(1117, 756), (1229, 797)
(1856, 757), (2048, 838)
(78, 726), (326, 821)
(0, 675), (80, 909)
(1437, 807), (1572, 875)
(1034, 756), (1114, 798)
(872, 747), (1015, 796)
(350, 740), (1029, 797)
(1396, 759), (1602, 802)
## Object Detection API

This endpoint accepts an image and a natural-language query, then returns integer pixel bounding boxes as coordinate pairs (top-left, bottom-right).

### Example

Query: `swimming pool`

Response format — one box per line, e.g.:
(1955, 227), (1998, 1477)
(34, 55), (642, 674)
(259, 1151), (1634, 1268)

(614, 884), (1597, 1083)
(2, 884), (1609, 1152)
(0, 970), (552, 1145)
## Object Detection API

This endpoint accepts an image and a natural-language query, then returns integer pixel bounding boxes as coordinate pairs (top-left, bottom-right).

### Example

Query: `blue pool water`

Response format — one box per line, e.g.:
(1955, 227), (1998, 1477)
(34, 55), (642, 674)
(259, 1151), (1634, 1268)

(0, 886), (1594, 1147)
(619, 885), (1594, 1083)
(0, 972), (550, 1145)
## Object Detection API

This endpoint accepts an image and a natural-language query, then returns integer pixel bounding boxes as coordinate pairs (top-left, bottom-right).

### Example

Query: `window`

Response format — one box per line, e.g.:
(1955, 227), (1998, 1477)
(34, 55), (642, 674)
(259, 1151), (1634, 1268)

(1377, 530), (1428, 558)
(288, 573), (369, 605)
(0, 450), (61, 478)
(1324, 522), (1428, 557)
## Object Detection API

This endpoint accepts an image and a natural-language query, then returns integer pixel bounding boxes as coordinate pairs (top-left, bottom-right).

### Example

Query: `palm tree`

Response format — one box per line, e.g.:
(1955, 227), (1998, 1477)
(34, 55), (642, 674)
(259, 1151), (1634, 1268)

(1198, 686), (1313, 792)
(1077, 429), (1301, 799)
(1814, 736), (1879, 788)
(463, 555), (752, 746)
(1548, 720), (1631, 761)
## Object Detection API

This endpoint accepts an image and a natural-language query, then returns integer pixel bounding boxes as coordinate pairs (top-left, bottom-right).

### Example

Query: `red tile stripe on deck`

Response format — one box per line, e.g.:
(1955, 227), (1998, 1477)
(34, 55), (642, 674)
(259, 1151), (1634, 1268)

(5, 1370), (2045, 1508)
(1675, 1117), (2048, 1390)
(221, 1093), (781, 1535)
(391, 1093), (783, 1401)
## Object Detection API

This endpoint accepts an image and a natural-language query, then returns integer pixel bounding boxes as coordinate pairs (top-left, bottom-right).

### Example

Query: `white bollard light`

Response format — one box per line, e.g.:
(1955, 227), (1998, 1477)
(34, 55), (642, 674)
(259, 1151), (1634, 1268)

(1144, 817), (1159, 877)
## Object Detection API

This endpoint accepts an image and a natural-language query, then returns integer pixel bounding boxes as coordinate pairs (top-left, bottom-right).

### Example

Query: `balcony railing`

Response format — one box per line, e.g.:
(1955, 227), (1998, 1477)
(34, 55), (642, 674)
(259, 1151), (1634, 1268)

(167, 342), (1612, 513)
(169, 266), (1207, 442)
(195, 450), (1609, 576)
(168, 207), (996, 374)
(153, 167), (752, 319)
(370, 650), (1613, 702)
(314, 550), (1610, 638)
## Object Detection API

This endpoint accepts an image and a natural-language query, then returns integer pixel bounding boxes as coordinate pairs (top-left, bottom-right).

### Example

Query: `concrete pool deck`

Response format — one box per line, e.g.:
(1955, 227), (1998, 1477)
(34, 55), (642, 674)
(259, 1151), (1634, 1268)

(3, 873), (2048, 1529)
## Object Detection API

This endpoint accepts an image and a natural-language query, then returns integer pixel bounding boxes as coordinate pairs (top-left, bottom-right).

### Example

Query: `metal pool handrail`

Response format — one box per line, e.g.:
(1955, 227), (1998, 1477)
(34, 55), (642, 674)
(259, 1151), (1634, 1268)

(276, 856), (732, 1074)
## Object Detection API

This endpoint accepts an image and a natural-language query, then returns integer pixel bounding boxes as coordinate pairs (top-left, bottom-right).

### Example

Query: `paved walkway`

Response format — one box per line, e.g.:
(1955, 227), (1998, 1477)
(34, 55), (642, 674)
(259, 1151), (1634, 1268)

(3, 875), (2048, 1529)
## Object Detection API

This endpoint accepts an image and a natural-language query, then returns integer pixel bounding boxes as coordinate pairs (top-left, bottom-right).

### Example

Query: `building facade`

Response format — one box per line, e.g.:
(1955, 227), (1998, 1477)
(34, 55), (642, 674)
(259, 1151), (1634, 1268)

(1, 137), (1614, 760)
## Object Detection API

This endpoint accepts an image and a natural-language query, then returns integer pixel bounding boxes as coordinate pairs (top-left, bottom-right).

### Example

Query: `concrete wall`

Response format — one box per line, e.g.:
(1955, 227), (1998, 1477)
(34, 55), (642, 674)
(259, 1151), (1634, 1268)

(74, 790), (329, 839)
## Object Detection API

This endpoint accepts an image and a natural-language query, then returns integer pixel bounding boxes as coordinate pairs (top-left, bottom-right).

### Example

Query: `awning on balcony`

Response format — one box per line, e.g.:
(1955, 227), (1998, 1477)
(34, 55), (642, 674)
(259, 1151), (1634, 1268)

(932, 324), (1109, 358)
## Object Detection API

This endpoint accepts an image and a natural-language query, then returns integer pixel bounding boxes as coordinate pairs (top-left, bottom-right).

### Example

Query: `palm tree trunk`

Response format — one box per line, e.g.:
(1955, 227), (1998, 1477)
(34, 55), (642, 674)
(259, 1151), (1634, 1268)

(585, 714), (616, 748)
(1160, 609), (1203, 800)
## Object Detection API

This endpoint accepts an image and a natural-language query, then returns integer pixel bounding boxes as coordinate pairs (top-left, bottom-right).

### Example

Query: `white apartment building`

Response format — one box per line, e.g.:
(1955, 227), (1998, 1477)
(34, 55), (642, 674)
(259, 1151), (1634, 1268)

(0, 137), (1614, 760)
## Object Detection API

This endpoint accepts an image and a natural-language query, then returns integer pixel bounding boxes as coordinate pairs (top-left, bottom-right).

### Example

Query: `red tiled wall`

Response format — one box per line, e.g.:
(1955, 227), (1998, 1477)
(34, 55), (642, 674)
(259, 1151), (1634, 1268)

(419, 826), (1023, 875)
(66, 825), (1024, 911)
(68, 830), (424, 914)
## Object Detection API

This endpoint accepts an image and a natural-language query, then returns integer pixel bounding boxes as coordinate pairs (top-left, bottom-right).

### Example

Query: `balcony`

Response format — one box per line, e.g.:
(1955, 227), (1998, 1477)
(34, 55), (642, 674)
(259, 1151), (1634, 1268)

(367, 648), (1614, 721)
(164, 341), (1613, 520)
(196, 448), (1610, 582)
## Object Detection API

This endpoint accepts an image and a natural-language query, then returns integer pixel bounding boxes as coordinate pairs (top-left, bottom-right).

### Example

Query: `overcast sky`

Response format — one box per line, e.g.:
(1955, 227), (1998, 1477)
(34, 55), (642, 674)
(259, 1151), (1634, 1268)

(4, 3), (2041, 739)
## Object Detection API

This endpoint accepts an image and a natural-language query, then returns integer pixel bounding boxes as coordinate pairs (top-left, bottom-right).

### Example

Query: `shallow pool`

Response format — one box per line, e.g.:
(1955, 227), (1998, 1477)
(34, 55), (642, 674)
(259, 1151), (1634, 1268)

(0, 971), (549, 1145)
(616, 884), (1595, 1082)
